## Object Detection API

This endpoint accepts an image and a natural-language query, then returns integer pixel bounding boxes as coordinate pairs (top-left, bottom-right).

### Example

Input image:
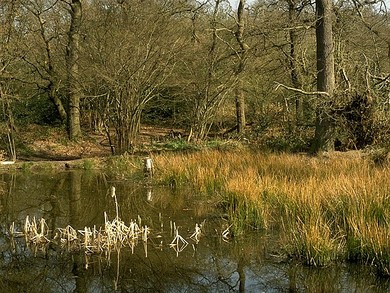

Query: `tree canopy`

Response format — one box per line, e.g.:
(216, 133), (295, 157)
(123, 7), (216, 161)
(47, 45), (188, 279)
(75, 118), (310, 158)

(1, 0), (389, 155)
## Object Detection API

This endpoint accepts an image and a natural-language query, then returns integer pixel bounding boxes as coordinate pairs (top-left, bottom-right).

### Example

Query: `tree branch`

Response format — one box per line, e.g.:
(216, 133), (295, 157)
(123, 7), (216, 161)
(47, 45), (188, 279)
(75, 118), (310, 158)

(275, 82), (330, 96)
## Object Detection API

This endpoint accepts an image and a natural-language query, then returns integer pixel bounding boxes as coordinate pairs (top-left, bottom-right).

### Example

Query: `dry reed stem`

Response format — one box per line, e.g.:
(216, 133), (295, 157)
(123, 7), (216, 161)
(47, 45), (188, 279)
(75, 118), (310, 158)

(170, 228), (188, 256)
(190, 223), (202, 243)
(13, 211), (200, 258)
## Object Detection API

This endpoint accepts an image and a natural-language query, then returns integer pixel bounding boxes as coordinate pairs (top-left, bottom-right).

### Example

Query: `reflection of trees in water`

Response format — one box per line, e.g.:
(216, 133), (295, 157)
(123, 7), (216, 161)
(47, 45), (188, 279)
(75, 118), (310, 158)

(0, 185), (300, 292)
(77, 239), (245, 292)
(1, 220), (260, 292)
(1, 227), (389, 292)
(0, 174), (15, 224)
(0, 170), (110, 292)
(0, 237), (75, 293)
(69, 170), (87, 293)
(0, 171), (389, 292)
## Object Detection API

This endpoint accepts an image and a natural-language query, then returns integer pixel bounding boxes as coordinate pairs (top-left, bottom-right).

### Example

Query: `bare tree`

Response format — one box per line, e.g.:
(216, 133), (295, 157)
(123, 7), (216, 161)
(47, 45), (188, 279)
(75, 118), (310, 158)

(286, 0), (307, 125)
(20, 0), (68, 123)
(0, 0), (20, 160)
(185, 0), (236, 142)
(84, 0), (180, 153)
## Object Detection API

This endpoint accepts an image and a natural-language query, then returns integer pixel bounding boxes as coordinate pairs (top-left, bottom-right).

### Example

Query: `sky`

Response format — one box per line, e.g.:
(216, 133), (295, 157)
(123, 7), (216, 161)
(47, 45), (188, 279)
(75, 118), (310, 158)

(228, 0), (390, 9)
(228, 0), (256, 9)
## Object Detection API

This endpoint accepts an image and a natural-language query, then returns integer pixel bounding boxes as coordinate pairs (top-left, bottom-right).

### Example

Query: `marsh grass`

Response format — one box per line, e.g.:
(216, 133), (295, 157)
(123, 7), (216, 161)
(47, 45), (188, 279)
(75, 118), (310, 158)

(282, 213), (345, 266)
(106, 154), (142, 179)
(154, 150), (390, 274)
(347, 216), (390, 276)
(82, 159), (94, 170)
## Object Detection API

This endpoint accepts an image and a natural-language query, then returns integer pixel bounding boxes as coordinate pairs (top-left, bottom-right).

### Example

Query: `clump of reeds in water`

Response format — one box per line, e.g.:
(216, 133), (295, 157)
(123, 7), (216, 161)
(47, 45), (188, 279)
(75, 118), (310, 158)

(10, 186), (150, 255)
(9, 187), (208, 259)
(9, 214), (149, 256)
(8, 216), (52, 255)
(23, 216), (50, 245)
(154, 150), (390, 275)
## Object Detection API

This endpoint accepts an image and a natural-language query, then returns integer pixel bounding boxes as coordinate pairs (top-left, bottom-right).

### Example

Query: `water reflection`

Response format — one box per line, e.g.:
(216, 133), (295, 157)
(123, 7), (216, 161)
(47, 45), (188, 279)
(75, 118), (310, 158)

(0, 170), (389, 292)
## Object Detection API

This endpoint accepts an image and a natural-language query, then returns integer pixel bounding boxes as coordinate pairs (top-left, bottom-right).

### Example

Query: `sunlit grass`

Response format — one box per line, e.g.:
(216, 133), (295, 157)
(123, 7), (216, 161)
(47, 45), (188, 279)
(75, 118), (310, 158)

(153, 149), (390, 274)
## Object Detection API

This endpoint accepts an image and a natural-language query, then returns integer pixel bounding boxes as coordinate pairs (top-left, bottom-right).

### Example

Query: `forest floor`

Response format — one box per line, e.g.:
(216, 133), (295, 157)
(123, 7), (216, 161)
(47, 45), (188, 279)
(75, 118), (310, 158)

(0, 124), (387, 170)
(0, 124), (183, 170)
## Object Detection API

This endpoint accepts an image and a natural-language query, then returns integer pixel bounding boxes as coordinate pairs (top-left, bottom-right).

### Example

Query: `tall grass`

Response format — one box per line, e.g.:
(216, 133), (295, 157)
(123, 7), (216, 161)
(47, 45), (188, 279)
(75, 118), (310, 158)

(154, 150), (390, 275)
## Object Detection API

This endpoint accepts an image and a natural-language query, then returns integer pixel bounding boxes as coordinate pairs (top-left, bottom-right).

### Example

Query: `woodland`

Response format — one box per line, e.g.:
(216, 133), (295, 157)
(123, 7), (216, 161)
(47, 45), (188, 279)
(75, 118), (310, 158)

(1, 0), (390, 159)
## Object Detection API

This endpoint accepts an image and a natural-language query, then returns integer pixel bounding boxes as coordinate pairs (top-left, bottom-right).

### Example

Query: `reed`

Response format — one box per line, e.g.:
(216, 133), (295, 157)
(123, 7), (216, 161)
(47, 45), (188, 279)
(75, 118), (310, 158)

(23, 216), (50, 246)
(189, 223), (203, 243)
(153, 149), (390, 272)
(11, 198), (203, 259)
(282, 211), (345, 266)
(15, 214), (160, 256)
(169, 226), (188, 256)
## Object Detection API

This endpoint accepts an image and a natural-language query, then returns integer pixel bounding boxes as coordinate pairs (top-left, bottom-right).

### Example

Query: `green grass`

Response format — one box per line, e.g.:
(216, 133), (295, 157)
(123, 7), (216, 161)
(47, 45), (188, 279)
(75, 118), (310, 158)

(82, 159), (94, 170)
(106, 154), (143, 180)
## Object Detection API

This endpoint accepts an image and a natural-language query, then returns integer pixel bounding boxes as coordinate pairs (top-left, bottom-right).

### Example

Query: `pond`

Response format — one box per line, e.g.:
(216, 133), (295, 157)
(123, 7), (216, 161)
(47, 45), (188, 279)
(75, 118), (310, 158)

(0, 170), (388, 292)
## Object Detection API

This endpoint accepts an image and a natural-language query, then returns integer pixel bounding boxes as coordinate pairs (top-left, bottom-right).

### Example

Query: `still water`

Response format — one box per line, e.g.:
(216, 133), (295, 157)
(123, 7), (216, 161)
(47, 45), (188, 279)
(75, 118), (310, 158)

(0, 170), (388, 292)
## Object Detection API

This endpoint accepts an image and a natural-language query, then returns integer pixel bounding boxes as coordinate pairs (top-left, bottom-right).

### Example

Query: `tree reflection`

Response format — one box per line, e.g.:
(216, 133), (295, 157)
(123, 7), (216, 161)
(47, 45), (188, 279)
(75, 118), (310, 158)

(0, 171), (389, 292)
(69, 170), (87, 293)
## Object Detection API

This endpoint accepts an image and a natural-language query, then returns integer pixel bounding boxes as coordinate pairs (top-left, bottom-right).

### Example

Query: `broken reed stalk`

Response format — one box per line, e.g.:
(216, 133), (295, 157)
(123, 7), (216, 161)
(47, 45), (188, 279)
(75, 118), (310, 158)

(10, 186), (212, 258)
(110, 186), (119, 219)
(222, 224), (233, 242)
(189, 223), (202, 243)
(23, 216), (50, 245)
(12, 213), (210, 259)
(169, 227), (188, 256)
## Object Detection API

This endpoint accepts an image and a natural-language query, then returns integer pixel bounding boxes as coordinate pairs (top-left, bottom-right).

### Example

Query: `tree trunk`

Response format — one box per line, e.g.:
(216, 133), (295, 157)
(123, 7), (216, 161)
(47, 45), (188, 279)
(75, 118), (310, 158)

(235, 80), (246, 133)
(36, 9), (68, 123)
(111, 96), (142, 154)
(48, 82), (67, 122)
(68, 171), (87, 293)
(235, 0), (247, 134)
(287, 0), (304, 125)
(312, 0), (335, 153)
(66, 0), (82, 140)
(190, 103), (211, 142)
(1, 94), (16, 161)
